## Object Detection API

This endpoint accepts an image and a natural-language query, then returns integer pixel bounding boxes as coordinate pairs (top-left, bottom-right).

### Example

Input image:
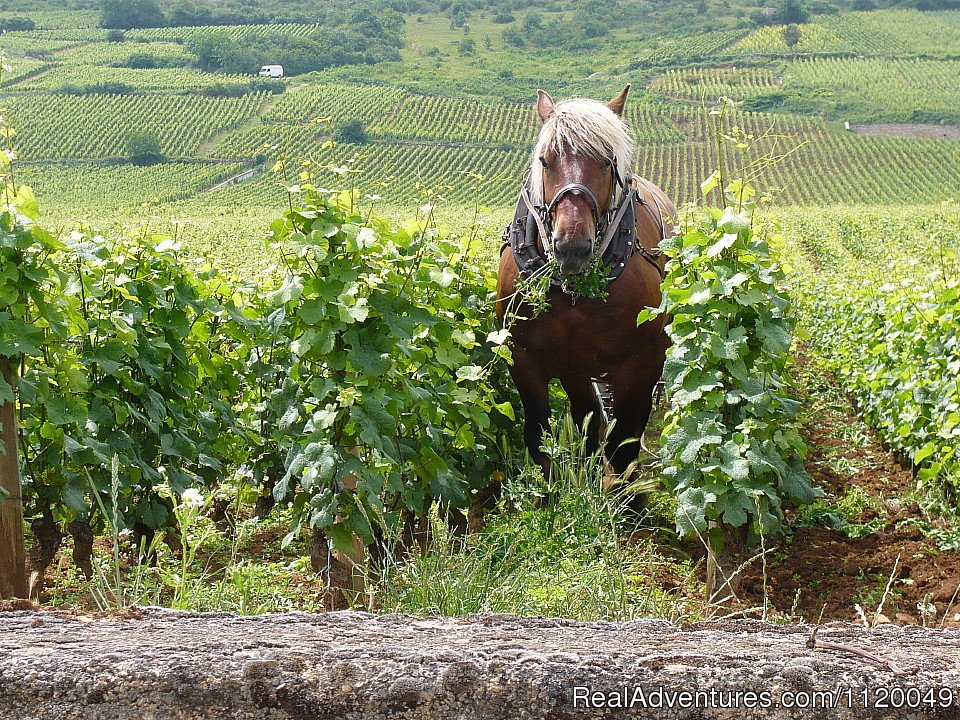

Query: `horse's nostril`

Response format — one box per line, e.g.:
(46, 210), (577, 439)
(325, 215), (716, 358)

(554, 238), (592, 259)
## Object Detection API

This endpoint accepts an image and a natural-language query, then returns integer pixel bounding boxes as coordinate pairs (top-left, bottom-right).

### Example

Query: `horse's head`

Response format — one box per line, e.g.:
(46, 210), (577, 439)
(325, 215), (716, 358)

(532, 86), (634, 276)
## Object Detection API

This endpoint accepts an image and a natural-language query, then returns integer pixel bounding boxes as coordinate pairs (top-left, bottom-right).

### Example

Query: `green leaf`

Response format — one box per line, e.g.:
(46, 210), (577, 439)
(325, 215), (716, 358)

(760, 322), (792, 354)
(707, 233), (738, 258)
(0, 376), (12, 404)
(493, 401), (515, 421)
(675, 487), (708, 536)
(700, 170), (720, 197)
(715, 492), (750, 527)
(456, 365), (484, 382)
(338, 298), (369, 323)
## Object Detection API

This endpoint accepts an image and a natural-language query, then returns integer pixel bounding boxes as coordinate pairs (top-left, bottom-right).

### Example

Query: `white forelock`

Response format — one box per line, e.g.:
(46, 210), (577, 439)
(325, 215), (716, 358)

(529, 97), (635, 204)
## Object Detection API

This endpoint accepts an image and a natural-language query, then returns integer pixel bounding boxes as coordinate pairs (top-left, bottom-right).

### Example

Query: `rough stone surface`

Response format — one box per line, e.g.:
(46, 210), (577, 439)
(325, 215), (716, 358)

(1, 609), (959, 719)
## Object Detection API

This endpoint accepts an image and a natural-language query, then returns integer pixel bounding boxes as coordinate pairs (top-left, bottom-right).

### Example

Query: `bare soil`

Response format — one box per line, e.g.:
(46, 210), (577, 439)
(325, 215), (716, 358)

(849, 123), (960, 141)
(738, 352), (960, 627)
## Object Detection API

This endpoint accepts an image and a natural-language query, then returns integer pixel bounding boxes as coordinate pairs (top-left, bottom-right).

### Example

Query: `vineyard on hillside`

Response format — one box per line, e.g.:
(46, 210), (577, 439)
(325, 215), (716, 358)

(3, 7), (960, 218)
(2, 1), (960, 626)
(6, 93), (267, 159)
(19, 162), (244, 211)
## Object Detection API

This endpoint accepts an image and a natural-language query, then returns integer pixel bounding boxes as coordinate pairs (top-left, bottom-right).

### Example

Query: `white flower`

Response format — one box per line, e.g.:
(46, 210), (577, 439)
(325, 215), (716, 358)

(181, 489), (205, 509)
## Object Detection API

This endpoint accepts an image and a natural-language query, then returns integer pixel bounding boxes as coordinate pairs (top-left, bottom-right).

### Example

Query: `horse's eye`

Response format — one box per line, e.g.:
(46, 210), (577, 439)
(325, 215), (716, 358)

(539, 156), (550, 169)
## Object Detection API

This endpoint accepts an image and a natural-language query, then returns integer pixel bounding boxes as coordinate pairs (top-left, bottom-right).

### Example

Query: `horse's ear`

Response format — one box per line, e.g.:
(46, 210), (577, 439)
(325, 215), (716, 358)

(536, 89), (555, 122)
(608, 84), (631, 117)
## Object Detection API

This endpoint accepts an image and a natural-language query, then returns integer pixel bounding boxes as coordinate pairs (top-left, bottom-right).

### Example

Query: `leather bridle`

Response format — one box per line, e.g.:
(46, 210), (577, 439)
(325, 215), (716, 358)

(522, 157), (627, 263)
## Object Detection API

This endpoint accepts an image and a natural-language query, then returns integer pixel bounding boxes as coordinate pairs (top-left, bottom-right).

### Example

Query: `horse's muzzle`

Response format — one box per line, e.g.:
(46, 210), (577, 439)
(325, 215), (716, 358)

(554, 238), (593, 275)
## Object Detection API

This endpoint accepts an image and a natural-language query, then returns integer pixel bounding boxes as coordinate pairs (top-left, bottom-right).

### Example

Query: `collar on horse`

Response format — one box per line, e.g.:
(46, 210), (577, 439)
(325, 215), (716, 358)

(502, 159), (666, 292)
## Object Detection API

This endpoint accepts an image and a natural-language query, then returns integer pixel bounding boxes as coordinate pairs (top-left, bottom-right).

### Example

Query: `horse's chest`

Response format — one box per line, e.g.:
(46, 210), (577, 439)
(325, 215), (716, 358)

(512, 296), (652, 374)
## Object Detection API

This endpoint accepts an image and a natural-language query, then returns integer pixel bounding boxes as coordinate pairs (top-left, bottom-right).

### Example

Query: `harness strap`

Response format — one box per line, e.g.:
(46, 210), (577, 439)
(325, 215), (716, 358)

(520, 185), (551, 258)
(594, 186), (637, 261)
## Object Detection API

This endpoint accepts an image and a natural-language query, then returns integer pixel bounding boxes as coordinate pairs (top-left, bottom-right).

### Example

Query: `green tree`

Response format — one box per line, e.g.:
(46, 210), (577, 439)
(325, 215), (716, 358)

(333, 120), (368, 145)
(782, 23), (802, 48)
(100, 0), (166, 29)
(125, 52), (156, 69)
(126, 131), (163, 165)
(523, 11), (543, 32)
(780, 0), (809, 24)
(187, 31), (232, 72)
(502, 26), (525, 47)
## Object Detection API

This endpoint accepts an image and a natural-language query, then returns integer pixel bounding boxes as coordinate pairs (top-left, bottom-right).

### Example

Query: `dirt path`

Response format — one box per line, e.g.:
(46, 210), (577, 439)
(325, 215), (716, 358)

(196, 90), (287, 158)
(849, 123), (960, 141)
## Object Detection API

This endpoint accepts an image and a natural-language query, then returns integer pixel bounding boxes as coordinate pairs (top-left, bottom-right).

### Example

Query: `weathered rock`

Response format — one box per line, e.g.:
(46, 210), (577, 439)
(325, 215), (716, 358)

(1, 609), (958, 719)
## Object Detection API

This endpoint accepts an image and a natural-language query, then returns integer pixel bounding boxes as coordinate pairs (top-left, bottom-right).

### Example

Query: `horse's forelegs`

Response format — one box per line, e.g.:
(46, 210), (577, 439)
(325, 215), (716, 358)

(606, 362), (662, 477)
(560, 375), (605, 458)
(510, 354), (552, 478)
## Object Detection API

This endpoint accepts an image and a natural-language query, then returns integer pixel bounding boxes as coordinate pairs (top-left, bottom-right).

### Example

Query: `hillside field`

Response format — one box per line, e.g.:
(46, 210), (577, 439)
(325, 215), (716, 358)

(2, 0), (960, 626)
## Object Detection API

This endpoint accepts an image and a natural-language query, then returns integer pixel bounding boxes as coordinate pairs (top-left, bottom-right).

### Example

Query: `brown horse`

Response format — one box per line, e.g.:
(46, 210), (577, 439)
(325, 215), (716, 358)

(496, 86), (674, 484)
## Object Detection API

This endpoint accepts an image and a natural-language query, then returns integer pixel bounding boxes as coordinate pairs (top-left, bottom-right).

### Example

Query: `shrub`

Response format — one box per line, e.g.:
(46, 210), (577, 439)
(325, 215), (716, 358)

(641, 102), (819, 553)
(502, 27), (525, 47)
(125, 52), (156, 69)
(333, 120), (368, 145)
(782, 24), (802, 48)
(100, 0), (166, 29)
(126, 130), (164, 165)
(1, 16), (36, 31)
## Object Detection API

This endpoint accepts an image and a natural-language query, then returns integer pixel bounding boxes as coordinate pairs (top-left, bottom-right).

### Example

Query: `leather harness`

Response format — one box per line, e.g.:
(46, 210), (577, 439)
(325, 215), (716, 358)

(502, 162), (668, 291)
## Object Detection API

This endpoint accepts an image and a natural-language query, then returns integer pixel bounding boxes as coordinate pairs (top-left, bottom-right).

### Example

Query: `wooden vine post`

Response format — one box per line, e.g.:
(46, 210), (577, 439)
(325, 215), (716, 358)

(0, 354), (27, 599)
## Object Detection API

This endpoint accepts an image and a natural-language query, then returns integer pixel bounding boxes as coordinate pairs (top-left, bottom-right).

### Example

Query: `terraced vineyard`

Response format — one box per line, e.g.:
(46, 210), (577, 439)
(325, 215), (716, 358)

(6, 93), (267, 159)
(731, 9), (960, 56)
(19, 161), (244, 213)
(788, 57), (960, 121)
(0, 58), (52, 87)
(17, 65), (254, 92)
(262, 84), (406, 125)
(629, 29), (748, 66)
(817, 9), (960, 57)
(126, 22), (322, 42)
(730, 23), (847, 55)
(54, 40), (195, 67)
(652, 66), (781, 102)
(2, 7), (959, 226)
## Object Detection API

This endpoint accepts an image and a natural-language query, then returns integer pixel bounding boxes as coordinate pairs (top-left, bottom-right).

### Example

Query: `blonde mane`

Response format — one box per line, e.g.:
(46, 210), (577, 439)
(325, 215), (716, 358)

(529, 98), (634, 204)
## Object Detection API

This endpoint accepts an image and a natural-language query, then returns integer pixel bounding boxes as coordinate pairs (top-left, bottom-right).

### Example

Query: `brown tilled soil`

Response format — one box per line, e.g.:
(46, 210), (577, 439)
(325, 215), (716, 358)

(737, 353), (960, 627)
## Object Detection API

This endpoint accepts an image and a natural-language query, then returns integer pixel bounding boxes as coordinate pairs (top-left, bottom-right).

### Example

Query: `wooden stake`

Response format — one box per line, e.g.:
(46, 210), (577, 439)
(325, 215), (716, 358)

(0, 356), (27, 599)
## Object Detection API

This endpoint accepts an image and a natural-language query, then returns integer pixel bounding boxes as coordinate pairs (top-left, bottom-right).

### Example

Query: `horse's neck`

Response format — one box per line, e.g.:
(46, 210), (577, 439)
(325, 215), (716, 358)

(631, 177), (669, 250)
